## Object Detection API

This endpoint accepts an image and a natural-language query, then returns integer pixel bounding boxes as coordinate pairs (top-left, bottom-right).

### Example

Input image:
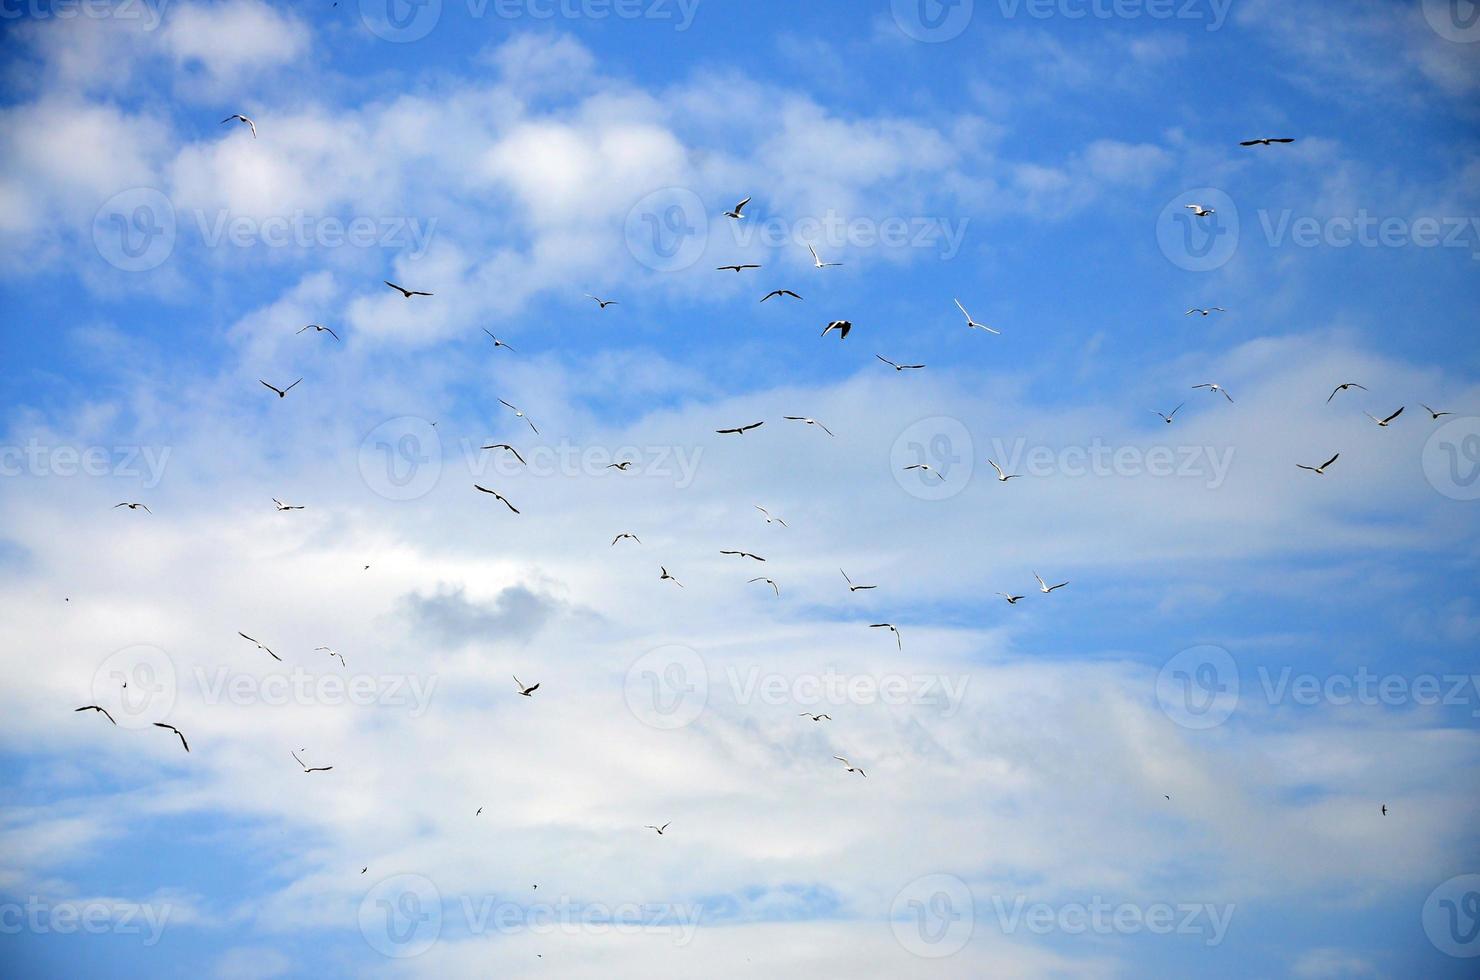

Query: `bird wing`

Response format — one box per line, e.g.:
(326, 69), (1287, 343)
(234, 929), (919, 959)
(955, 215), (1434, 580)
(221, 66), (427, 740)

(1322, 453), (1340, 470)
(1382, 407), (1404, 424)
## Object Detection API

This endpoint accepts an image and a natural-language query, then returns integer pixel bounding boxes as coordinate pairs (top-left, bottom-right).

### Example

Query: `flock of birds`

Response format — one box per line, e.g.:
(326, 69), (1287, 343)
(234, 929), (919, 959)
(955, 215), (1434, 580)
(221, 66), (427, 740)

(71, 127), (1453, 916)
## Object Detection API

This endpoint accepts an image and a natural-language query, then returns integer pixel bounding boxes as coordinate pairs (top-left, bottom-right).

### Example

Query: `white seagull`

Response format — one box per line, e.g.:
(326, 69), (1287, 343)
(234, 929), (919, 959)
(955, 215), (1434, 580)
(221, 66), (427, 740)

(659, 566), (684, 588)
(723, 196), (751, 219)
(498, 398), (539, 434)
(1185, 204), (1215, 217)
(1185, 308), (1226, 317)
(782, 415), (834, 436)
(755, 505), (788, 527)
(1034, 572), (1069, 594)
(988, 459), (1020, 482)
(1365, 407), (1404, 427)
(1192, 383), (1233, 403)
(1151, 403), (1184, 424)
(220, 114), (256, 138)
(1296, 453), (1340, 475)
(808, 243), (842, 268)
(954, 299), (1000, 334)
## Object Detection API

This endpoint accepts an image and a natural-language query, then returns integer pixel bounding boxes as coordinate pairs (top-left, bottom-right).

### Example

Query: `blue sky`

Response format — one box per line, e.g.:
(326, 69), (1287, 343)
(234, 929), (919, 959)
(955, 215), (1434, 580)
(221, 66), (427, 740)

(1, 1), (1479, 977)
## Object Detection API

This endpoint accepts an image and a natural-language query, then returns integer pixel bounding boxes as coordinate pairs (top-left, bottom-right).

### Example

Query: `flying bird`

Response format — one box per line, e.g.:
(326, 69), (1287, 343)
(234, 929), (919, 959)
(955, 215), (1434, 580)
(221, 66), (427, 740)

(1380, 804), (1387, 816)
(260, 378), (302, 399)
(611, 532), (641, 546)
(820, 320), (852, 339)
(723, 196), (751, 219)
(383, 280), (432, 298)
(585, 294), (618, 308)
(514, 676), (540, 697)
(716, 264), (762, 273)
(954, 299), (1000, 333)
(154, 723), (189, 753)
(1420, 404), (1452, 420)
(840, 569), (876, 592)
(716, 422), (764, 435)
(238, 632), (281, 662)
(1326, 383), (1367, 403)
(877, 355), (925, 371)
(1192, 383), (1233, 402)
(220, 114), (256, 138)
(748, 576), (780, 596)
(808, 244), (842, 268)
(316, 646), (345, 666)
(754, 505), (787, 527)
(1034, 572), (1069, 594)
(833, 756), (866, 777)
(798, 713), (830, 721)
(1184, 308), (1226, 317)
(481, 329), (516, 351)
(272, 498), (304, 511)
(473, 484), (520, 513)
(721, 550), (765, 562)
(659, 566), (684, 588)
(1185, 204), (1215, 217)
(1151, 404), (1184, 424)
(292, 750), (333, 773)
(997, 593), (1025, 604)
(481, 444), (526, 465)
(113, 502), (151, 513)
(761, 289), (802, 302)
(1240, 137), (1296, 146)
(296, 323), (339, 340)
(1365, 407), (1404, 427)
(645, 822), (671, 835)
(782, 416), (833, 436)
(607, 461), (634, 471)
(497, 399), (539, 434)
(903, 463), (944, 481)
(1297, 453), (1341, 476)
(75, 705), (116, 725)
(987, 458), (1021, 481)
(869, 623), (902, 649)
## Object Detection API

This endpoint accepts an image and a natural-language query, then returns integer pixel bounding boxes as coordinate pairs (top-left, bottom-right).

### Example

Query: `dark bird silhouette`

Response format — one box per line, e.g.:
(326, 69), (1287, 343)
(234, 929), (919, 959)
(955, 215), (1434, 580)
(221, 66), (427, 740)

(716, 264), (761, 272)
(1296, 453), (1340, 476)
(645, 822), (671, 835)
(384, 280), (432, 298)
(1327, 382), (1367, 403)
(260, 378), (302, 398)
(840, 568), (876, 592)
(296, 323), (339, 340)
(238, 632), (281, 662)
(481, 444), (526, 464)
(761, 289), (802, 302)
(75, 705), (116, 725)
(514, 676), (540, 697)
(154, 723), (189, 752)
(821, 320), (851, 339)
(720, 550), (765, 562)
(473, 484), (520, 513)
(716, 422), (764, 435)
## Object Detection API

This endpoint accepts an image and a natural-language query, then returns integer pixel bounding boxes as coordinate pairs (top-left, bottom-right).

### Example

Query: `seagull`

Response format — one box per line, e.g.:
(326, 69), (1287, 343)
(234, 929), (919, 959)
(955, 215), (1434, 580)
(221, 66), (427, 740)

(833, 756), (866, 777)
(481, 329), (516, 351)
(1185, 204), (1215, 217)
(497, 399), (539, 434)
(1326, 383), (1367, 403)
(808, 243), (842, 268)
(876, 355), (925, 372)
(220, 114), (256, 138)
(1184, 308), (1226, 317)
(840, 569), (876, 592)
(782, 416), (833, 436)
(723, 196), (751, 219)
(477, 808), (483, 816)
(473, 484), (520, 513)
(272, 498), (305, 511)
(296, 323), (340, 340)
(1151, 404), (1184, 424)
(154, 723), (189, 753)
(761, 289), (803, 302)
(316, 646), (345, 666)
(988, 458), (1021, 481)
(997, 593), (1025, 604)
(1421, 404), (1453, 420)
(748, 576), (780, 596)
(798, 713), (831, 721)
(754, 505), (788, 527)
(607, 461), (634, 471)
(659, 566), (684, 588)
(383, 280), (432, 298)
(1192, 383), (1233, 402)
(113, 502), (151, 513)
(869, 623), (902, 649)
(820, 320), (852, 339)
(611, 532), (641, 546)
(481, 444), (526, 464)
(903, 463), (944, 481)
(238, 632), (281, 662)
(292, 750), (333, 773)
(585, 294), (618, 309)
(716, 264), (761, 273)
(1380, 804), (1387, 816)
(75, 705), (116, 725)
(1297, 453), (1341, 476)
(1034, 572), (1069, 594)
(260, 378), (302, 399)
(645, 822), (671, 835)
(721, 549), (765, 562)
(716, 421), (764, 435)
(1365, 407), (1404, 427)
(361, 867), (368, 874)
(514, 675), (540, 697)
(1240, 137), (1296, 146)
(954, 299), (1000, 334)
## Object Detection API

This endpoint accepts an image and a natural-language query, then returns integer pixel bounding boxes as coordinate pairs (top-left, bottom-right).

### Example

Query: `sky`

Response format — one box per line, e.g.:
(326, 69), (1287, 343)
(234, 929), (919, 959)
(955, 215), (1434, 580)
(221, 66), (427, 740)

(1, 0), (1479, 977)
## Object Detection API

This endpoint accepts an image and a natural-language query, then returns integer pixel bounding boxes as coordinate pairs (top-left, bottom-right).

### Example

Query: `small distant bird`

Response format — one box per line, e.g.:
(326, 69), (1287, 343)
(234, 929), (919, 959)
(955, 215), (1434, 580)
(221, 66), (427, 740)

(1240, 137), (1296, 146)
(645, 822), (671, 835)
(292, 750), (332, 773)
(154, 723), (189, 753)
(659, 566), (684, 588)
(272, 498), (304, 511)
(514, 675), (539, 697)
(75, 705), (116, 725)
(1327, 383), (1367, 403)
(260, 378), (302, 399)
(607, 461), (634, 471)
(585, 294), (618, 309)
(1296, 453), (1340, 475)
(1151, 404), (1184, 425)
(798, 713), (830, 721)
(1034, 572), (1068, 594)
(761, 289), (802, 302)
(113, 502), (151, 513)
(716, 264), (761, 273)
(482, 444), (526, 465)
(808, 244), (842, 268)
(754, 505), (787, 526)
(876, 355), (925, 372)
(1420, 404), (1452, 420)
(383, 280), (432, 298)
(869, 623), (902, 649)
(1193, 383), (1233, 403)
(998, 593), (1025, 604)
(316, 646), (345, 666)
(988, 459), (1020, 481)
(1185, 204), (1215, 217)
(782, 416), (833, 436)
(297, 323), (339, 340)
(1184, 308), (1225, 317)
(238, 632), (281, 662)
(841, 568), (876, 592)
(477, 808), (483, 816)
(220, 114), (256, 138)
(820, 320), (852, 339)
(954, 299), (999, 334)
(833, 756), (866, 777)
(361, 867), (367, 874)
(748, 576), (780, 596)
(497, 399), (539, 434)
(716, 421), (764, 435)
(611, 532), (641, 546)
(724, 196), (751, 219)
(1365, 407), (1404, 427)
(1380, 804), (1387, 816)
(481, 329), (516, 351)
(721, 550), (765, 562)
(903, 463), (943, 481)
(473, 484), (520, 513)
